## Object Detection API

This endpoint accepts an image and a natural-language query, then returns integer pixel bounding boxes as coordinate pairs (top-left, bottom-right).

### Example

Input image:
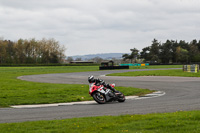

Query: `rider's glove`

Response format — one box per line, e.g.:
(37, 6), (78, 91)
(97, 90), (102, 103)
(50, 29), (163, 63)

(106, 83), (110, 88)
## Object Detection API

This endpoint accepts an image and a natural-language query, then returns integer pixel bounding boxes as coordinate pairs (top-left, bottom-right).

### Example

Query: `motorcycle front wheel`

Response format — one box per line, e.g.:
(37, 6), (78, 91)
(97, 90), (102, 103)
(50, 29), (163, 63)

(117, 92), (126, 102)
(92, 92), (106, 104)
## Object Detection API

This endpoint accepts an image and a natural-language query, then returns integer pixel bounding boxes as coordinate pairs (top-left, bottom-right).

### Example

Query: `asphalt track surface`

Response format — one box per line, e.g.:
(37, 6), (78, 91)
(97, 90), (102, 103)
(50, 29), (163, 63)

(1, 68), (200, 123)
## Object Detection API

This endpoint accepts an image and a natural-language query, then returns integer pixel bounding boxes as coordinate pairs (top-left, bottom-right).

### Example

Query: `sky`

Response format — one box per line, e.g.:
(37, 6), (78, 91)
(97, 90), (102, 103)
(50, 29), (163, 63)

(0, 0), (200, 56)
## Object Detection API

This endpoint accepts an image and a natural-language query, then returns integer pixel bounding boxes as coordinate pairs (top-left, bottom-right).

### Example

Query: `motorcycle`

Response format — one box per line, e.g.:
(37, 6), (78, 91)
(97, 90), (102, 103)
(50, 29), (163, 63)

(89, 81), (125, 104)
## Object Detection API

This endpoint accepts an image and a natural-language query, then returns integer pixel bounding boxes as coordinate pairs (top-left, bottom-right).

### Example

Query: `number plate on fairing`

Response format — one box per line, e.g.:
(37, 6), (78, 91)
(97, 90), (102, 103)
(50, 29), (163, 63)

(105, 89), (110, 94)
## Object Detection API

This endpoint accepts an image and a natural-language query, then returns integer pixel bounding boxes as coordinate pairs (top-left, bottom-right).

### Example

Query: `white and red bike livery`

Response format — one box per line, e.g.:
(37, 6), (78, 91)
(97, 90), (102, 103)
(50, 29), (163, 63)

(89, 81), (125, 104)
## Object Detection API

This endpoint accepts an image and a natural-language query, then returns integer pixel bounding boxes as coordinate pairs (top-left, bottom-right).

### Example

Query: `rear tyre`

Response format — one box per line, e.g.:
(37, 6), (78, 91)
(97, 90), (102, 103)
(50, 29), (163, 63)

(92, 92), (106, 104)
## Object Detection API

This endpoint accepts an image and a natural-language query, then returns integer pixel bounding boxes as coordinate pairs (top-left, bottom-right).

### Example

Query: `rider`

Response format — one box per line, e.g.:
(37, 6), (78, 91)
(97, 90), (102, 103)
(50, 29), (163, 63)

(88, 75), (117, 92)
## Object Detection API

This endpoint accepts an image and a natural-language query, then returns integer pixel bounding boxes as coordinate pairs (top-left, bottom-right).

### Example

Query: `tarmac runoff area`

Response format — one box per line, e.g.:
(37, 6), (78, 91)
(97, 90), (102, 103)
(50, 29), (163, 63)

(11, 91), (165, 109)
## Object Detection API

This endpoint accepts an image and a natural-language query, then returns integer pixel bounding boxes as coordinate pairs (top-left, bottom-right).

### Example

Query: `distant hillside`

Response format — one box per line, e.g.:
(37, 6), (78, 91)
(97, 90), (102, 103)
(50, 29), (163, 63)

(69, 53), (128, 60)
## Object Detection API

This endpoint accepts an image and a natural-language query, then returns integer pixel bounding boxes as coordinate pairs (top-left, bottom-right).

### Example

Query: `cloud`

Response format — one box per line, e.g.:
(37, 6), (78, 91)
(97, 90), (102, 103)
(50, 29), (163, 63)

(0, 0), (200, 56)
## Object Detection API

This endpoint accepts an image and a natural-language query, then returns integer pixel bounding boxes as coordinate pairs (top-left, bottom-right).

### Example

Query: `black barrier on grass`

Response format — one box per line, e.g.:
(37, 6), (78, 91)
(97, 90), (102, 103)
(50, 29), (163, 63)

(99, 66), (129, 70)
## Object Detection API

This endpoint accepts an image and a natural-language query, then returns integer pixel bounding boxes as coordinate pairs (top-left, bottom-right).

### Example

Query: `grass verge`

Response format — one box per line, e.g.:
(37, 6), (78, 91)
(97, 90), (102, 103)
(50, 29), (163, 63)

(1, 110), (200, 133)
(0, 66), (153, 107)
(107, 69), (200, 77)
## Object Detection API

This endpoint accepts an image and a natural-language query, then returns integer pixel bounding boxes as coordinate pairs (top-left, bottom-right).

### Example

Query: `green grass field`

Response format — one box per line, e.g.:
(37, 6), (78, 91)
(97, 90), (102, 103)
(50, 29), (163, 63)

(1, 110), (200, 133)
(0, 66), (154, 107)
(108, 69), (200, 77)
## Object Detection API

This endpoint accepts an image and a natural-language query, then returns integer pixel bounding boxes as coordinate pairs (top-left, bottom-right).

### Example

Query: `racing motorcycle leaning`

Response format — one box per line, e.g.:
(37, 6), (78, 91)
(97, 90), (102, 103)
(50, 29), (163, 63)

(89, 79), (125, 104)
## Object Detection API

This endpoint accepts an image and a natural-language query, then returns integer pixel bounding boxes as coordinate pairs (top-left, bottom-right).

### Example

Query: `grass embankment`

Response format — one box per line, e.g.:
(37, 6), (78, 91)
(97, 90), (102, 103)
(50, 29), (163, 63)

(108, 69), (200, 77)
(0, 66), (153, 107)
(1, 111), (200, 133)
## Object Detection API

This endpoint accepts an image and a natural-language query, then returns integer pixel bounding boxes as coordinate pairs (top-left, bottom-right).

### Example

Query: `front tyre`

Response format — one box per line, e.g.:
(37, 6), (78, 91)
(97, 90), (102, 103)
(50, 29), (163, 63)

(117, 92), (126, 102)
(92, 92), (106, 104)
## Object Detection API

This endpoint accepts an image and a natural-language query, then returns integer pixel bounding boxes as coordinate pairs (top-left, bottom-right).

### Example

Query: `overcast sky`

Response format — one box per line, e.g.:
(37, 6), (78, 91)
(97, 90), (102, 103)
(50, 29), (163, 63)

(0, 0), (200, 56)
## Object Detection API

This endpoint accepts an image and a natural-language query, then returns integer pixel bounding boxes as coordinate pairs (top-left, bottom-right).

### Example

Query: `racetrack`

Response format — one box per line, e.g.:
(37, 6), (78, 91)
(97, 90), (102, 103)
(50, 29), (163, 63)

(1, 68), (200, 123)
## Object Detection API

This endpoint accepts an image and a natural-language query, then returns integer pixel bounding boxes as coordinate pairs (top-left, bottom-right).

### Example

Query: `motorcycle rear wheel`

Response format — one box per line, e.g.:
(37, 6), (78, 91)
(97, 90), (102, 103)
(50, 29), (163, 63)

(92, 92), (106, 104)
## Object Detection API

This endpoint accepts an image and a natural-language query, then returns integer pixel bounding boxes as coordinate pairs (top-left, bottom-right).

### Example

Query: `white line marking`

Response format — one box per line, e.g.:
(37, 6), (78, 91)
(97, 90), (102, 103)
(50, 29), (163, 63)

(11, 91), (165, 108)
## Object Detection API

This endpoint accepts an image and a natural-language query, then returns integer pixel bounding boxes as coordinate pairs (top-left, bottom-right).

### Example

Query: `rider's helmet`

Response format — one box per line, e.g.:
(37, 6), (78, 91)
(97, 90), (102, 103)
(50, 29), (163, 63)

(88, 75), (95, 83)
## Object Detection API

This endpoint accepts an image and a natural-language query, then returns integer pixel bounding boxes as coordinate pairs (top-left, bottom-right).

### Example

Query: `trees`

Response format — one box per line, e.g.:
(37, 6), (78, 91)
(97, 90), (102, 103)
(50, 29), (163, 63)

(140, 39), (161, 63)
(140, 46), (150, 62)
(139, 39), (200, 64)
(130, 48), (139, 63)
(122, 48), (139, 63)
(176, 46), (189, 63)
(0, 38), (66, 64)
(91, 57), (103, 64)
(0, 40), (16, 64)
(188, 40), (200, 62)
(38, 38), (66, 63)
(160, 40), (173, 64)
(66, 57), (74, 63)
(0, 40), (7, 64)
(122, 54), (131, 63)
(149, 39), (161, 63)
